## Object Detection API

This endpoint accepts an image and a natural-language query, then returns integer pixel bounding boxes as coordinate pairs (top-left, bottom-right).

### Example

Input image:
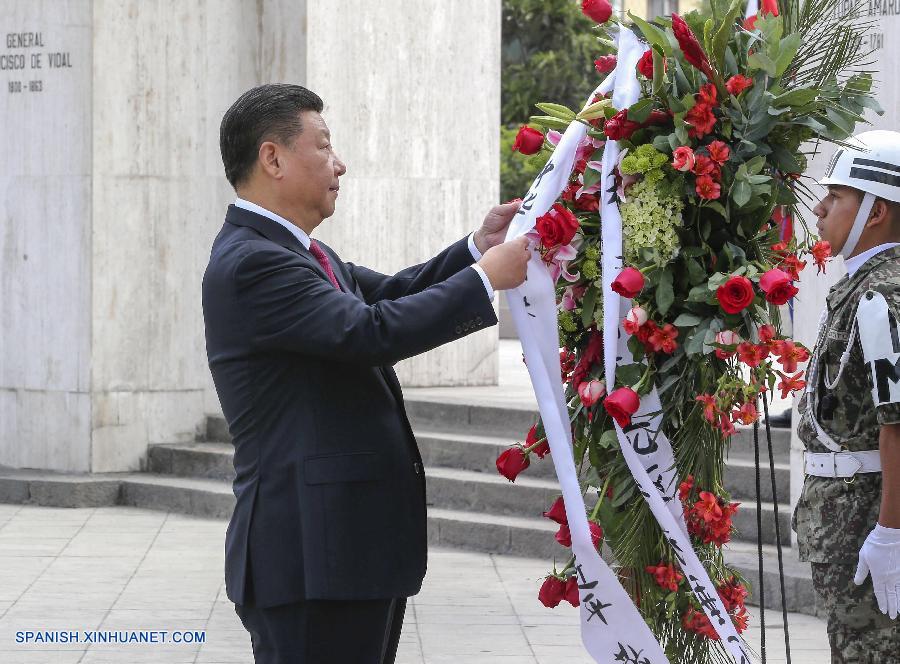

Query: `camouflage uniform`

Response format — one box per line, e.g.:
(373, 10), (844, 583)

(793, 244), (900, 663)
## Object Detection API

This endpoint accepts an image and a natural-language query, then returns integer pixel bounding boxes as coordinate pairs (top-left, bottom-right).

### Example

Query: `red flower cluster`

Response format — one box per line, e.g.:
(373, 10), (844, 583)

(560, 348), (576, 383)
(538, 575), (580, 608)
(555, 520), (603, 548)
(812, 240), (831, 274)
(624, 308), (677, 354)
(725, 74), (753, 96)
(604, 108), (671, 141)
(694, 394), (737, 437)
(684, 576), (750, 638)
(685, 490), (739, 546)
(685, 83), (718, 139)
(562, 181), (600, 212)
(672, 13), (713, 79)
(571, 329), (603, 389)
(645, 561), (683, 592)
(682, 606), (720, 639)
(777, 370), (806, 400)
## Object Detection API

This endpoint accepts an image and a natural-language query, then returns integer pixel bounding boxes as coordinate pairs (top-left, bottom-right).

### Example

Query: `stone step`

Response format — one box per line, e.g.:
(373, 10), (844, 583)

(148, 441), (235, 481)
(0, 469), (813, 614)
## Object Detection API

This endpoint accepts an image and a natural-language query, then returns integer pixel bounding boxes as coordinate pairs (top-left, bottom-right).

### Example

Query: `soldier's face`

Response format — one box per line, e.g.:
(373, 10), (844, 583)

(813, 185), (862, 254)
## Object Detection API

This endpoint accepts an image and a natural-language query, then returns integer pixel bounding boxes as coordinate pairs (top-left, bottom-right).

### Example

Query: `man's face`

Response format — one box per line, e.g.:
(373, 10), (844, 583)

(812, 185), (862, 254)
(279, 111), (346, 223)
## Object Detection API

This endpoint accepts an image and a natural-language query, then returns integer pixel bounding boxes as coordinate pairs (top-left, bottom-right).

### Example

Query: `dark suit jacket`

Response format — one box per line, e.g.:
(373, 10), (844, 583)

(202, 205), (497, 608)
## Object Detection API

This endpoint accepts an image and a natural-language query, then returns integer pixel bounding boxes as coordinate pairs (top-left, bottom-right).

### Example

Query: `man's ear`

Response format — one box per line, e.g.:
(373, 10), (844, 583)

(257, 141), (282, 179)
(867, 198), (892, 229)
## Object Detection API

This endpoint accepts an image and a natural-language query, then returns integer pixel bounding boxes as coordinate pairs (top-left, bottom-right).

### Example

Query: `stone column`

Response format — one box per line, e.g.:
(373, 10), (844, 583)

(306, 0), (502, 387)
(0, 0), (307, 472)
(789, 10), (900, 539)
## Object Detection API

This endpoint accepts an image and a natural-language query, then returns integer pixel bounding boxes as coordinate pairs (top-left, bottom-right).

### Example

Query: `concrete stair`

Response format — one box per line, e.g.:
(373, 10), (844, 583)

(0, 396), (812, 614)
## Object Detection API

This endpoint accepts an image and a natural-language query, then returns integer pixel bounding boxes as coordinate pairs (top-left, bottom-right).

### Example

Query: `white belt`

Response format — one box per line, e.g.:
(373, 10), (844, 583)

(804, 450), (882, 478)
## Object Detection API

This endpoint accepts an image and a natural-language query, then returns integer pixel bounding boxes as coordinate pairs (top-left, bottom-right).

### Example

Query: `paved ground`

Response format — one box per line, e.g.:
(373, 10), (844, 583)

(0, 504), (827, 664)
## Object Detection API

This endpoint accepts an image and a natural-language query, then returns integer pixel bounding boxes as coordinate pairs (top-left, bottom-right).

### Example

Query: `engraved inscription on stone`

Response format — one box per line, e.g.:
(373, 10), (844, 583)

(3, 31), (73, 94)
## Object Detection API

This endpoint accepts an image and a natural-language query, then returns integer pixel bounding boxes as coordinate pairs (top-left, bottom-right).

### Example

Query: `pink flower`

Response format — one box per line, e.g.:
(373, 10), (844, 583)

(623, 306), (649, 335)
(714, 330), (741, 359)
(578, 379), (607, 407)
(759, 268), (798, 305)
(672, 146), (696, 172)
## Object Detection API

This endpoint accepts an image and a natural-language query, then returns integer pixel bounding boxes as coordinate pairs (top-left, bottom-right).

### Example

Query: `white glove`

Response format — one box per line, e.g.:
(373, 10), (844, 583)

(854, 523), (900, 619)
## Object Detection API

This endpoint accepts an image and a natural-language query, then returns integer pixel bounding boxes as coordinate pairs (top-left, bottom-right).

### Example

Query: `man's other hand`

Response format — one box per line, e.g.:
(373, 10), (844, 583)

(477, 237), (531, 291)
(474, 200), (523, 254)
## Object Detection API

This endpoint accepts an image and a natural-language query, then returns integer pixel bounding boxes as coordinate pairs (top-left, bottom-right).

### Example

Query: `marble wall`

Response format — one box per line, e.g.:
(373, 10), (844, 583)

(0, 0), (501, 472)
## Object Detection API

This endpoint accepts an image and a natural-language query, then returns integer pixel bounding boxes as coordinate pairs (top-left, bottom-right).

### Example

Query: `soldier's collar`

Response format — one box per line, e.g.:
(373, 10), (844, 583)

(826, 244), (900, 313)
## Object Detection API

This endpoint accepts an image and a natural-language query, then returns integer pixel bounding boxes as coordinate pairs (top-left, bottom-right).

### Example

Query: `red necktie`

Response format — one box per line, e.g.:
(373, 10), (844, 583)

(308, 240), (342, 290)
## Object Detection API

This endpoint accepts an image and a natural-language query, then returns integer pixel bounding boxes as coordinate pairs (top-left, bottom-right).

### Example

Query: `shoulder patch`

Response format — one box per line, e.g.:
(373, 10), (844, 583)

(857, 290), (900, 406)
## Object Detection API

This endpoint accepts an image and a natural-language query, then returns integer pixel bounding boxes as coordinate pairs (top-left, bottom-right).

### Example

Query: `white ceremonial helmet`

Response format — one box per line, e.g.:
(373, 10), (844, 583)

(820, 130), (900, 257)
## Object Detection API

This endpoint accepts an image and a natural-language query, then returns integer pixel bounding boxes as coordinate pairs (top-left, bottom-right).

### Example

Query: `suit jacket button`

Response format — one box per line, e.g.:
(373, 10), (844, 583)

(455, 326), (462, 335)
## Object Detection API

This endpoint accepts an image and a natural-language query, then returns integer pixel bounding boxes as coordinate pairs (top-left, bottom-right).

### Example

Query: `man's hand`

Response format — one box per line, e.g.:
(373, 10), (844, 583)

(477, 237), (531, 291)
(854, 524), (900, 619)
(474, 200), (523, 254)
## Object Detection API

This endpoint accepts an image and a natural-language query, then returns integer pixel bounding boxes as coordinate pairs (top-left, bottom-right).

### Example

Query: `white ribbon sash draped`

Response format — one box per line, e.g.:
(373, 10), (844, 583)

(504, 27), (753, 664)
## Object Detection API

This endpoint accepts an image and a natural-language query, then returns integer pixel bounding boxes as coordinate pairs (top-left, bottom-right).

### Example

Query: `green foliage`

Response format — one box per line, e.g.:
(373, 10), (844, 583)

(501, 0), (604, 200)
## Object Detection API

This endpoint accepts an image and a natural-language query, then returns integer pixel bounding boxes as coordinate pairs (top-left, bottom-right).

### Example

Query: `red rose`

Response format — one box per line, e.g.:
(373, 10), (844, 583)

(496, 445), (530, 482)
(604, 109), (642, 140)
(543, 496), (568, 525)
(685, 103), (716, 138)
(535, 203), (579, 248)
(581, 0), (613, 24)
(604, 387), (641, 427)
(555, 523), (572, 547)
(672, 13), (712, 77)
(759, 268), (798, 305)
(726, 74), (753, 96)
(695, 175), (721, 200)
(611, 267), (645, 298)
(716, 276), (755, 314)
(565, 576), (580, 607)
(526, 423), (549, 458)
(595, 55), (617, 73)
(538, 576), (566, 608)
(589, 521), (603, 548)
(512, 125), (544, 155)
(707, 141), (730, 164)
(637, 49), (654, 78)
(672, 146), (695, 172)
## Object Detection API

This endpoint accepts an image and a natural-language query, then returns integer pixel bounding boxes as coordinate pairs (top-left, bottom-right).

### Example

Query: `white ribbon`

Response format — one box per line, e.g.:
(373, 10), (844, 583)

(505, 72), (670, 664)
(600, 29), (751, 663)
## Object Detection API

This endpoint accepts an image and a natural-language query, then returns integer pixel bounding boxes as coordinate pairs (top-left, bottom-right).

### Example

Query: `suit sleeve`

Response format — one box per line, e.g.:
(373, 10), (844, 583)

(345, 235), (476, 304)
(234, 247), (497, 366)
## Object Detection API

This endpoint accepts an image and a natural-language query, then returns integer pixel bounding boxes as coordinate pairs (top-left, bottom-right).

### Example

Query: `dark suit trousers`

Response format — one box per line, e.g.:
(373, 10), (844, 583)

(235, 597), (407, 664)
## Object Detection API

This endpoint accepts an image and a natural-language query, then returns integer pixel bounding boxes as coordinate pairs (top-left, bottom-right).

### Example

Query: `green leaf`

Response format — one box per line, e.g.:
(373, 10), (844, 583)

(673, 312), (702, 326)
(628, 12), (672, 56)
(656, 270), (675, 317)
(653, 134), (673, 153)
(582, 286), (599, 328)
(528, 115), (571, 131)
(627, 98), (654, 124)
(686, 257), (707, 285)
(598, 428), (619, 449)
(534, 103), (576, 121)
(710, 0), (743, 74)
(772, 87), (818, 108)
(616, 363), (645, 388)
(732, 180), (752, 207)
(747, 52), (776, 76)
(744, 155), (766, 175)
(773, 33), (802, 78)
(685, 318), (713, 356)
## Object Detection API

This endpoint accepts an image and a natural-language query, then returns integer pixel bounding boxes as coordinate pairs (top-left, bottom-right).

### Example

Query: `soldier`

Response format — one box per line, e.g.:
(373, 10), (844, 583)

(793, 130), (900, 663)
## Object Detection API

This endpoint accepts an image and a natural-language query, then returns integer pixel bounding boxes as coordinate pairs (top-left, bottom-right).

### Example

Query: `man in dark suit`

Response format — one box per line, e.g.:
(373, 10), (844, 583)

(203, 84), (530, 663)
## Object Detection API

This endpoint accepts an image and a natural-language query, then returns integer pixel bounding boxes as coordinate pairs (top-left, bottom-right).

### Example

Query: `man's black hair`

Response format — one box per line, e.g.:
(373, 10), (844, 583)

(219, 84), (324, 188)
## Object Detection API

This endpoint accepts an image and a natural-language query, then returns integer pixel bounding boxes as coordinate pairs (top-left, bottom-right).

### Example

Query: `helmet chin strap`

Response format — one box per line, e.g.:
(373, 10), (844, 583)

(838, 192), (876, 259)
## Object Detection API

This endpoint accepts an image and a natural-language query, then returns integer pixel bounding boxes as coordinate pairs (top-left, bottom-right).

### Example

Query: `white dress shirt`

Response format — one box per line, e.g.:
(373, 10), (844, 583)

(234, 197), (494, 300)
(844, 242), (900, 277)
